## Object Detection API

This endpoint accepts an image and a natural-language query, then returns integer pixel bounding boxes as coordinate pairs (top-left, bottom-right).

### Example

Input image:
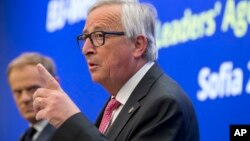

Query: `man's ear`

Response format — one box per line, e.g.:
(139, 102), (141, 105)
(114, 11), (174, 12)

(133, 35), (148, 58)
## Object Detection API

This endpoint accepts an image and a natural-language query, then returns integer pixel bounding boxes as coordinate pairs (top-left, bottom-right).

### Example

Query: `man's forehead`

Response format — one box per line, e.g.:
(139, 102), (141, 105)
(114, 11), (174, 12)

(83, 7), (122, 33)
(83, 25), (110, 34)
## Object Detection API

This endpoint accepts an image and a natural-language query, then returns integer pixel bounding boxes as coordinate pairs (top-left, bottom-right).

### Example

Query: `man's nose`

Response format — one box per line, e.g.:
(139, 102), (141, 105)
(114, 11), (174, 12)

(82, 39), (96, 56)
(20, 90), (33, 102)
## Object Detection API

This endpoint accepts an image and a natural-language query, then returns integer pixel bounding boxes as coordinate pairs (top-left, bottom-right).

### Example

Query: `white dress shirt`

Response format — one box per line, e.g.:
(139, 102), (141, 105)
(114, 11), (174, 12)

(106, 61), (154, 131)
(30, 120), (48, 141)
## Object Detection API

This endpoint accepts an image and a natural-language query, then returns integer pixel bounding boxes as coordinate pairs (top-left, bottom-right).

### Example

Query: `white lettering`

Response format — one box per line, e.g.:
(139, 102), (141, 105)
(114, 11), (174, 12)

(234, 129), (247, 136)
(46, 0), (96, 32)
(234, 129), (241, 136)
(221, 0), (250, 37)
(156, 1), (221, 49)
(246, 61), (250, 94)
(46, 0), (65, 32)
(197, 67), (211, 101)
(197, 61), (243, 101)
(241, 129), (247, 136)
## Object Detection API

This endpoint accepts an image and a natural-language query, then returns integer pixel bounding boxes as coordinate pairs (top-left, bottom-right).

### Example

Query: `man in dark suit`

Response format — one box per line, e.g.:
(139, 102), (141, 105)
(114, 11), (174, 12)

(7, 53), (56, 141)
(33, 0), (199, 141)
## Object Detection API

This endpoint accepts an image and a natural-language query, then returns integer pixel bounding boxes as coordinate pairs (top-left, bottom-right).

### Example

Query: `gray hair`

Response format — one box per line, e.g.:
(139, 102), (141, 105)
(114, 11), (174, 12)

(88, 0), (158, 61)
(7, 52), (57, 78)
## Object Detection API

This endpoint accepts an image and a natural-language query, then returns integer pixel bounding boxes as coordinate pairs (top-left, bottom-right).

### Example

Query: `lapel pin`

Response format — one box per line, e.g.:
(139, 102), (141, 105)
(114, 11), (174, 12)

(128, 107), (134, 114)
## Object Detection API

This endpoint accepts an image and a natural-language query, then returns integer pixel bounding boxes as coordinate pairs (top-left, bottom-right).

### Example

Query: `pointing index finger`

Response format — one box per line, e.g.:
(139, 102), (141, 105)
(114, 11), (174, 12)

(37, 63), (61, 90)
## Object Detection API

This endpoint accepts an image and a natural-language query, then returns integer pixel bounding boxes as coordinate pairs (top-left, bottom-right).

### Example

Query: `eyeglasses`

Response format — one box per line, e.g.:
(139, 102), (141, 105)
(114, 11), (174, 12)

(77, 31), (125, 49)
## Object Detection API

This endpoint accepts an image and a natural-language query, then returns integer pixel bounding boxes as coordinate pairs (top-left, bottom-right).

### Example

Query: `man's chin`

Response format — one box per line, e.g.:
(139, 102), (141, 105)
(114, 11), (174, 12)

(23, 113), (38, 123)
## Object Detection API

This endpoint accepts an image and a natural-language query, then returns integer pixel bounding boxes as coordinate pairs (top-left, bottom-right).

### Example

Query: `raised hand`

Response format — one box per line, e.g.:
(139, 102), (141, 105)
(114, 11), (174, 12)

(33, 64), (80, 128)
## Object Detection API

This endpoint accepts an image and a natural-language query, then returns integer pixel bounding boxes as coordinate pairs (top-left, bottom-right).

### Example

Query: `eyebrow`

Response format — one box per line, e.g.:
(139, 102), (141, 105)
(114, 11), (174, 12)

(13, 85), (41, 94)
(83, 25), (109, 34)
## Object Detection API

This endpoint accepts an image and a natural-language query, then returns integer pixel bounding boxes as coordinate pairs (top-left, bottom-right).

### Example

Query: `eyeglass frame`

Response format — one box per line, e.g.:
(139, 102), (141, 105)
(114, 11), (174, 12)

(77, 31), (125, 49)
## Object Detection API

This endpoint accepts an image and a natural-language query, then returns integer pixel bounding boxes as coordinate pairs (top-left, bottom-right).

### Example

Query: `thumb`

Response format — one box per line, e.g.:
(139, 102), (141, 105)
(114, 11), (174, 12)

(37, 63), (61, 90)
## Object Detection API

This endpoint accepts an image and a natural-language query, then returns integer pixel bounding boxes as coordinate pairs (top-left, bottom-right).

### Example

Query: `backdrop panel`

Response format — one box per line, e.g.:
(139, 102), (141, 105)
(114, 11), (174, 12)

(0, 0), (249, 140)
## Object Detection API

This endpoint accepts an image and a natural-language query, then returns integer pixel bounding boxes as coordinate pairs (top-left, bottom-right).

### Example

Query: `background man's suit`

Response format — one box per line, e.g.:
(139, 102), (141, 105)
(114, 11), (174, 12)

(50, 64), (199, 141)
(20, 124), (55, 141)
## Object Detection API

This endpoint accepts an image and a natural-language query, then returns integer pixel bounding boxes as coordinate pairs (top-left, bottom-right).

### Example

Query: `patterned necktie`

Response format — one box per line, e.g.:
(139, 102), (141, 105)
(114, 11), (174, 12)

(99, 98), (121, 134)
(23, 127), (37, 141)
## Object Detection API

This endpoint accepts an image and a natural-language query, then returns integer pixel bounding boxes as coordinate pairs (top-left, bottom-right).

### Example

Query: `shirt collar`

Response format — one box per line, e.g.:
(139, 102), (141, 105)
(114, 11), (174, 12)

(30, 120), (48, 133)
(115, 61), (154, 105)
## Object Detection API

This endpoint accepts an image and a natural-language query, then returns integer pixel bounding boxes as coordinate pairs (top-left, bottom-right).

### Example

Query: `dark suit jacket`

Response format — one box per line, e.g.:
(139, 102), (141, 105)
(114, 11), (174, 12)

(50, 63), (199, 141)
(20, 123), (56, 141)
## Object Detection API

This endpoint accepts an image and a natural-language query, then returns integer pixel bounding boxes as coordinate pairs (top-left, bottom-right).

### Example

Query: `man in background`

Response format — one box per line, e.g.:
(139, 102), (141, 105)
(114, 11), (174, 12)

(7, 52), (56, 141)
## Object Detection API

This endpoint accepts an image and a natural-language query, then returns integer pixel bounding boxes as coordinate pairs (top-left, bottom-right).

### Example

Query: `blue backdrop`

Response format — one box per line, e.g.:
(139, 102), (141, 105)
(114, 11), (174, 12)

(1, 0), (250, 140)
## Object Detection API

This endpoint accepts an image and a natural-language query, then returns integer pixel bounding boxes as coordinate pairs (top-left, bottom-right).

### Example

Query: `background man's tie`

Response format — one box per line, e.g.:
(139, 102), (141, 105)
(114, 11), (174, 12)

(22, 127), (36, 141)
(99, 98), (121, 134)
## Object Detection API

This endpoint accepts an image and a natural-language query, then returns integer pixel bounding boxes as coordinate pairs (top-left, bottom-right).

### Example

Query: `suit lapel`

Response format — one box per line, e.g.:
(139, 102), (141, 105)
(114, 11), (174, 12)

(106, 96), (140, 140)
(106, 63), (164, 141)
(95, 99), (108, 127)
(36, 124), (55, 141)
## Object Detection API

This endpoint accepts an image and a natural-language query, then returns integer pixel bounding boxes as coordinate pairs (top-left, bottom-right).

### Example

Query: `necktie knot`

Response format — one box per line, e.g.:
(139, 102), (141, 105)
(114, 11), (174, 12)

(23, 127), (37, 141)
(99, 98), (121, 133)
(106, 98), (121, 112)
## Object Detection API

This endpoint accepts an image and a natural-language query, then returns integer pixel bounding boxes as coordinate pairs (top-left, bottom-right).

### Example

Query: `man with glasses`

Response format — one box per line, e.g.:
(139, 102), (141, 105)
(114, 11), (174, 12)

(7, 52), (56, 141)
(33, 0), (199, 141)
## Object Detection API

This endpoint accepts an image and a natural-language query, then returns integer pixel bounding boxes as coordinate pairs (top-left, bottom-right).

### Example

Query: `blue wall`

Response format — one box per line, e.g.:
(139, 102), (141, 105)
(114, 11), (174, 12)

(1, 0), (250, 140)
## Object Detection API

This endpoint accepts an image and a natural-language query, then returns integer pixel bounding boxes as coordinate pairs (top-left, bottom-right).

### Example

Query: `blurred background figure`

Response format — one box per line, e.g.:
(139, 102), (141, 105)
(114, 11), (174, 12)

(7, 52), (56, 141)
